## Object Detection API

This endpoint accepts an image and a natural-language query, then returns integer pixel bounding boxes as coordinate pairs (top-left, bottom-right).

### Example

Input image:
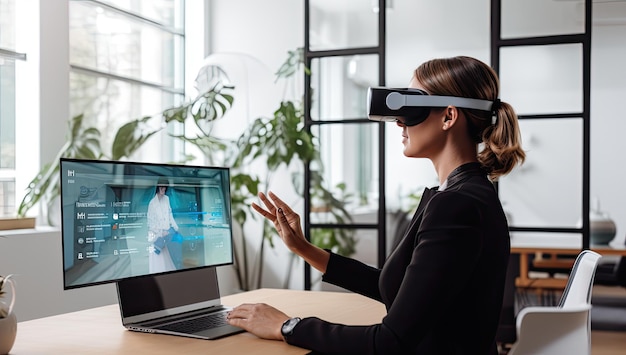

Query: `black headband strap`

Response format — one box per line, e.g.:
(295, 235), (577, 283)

(491, 99), (501, 125)
(492, 98), (501, 113)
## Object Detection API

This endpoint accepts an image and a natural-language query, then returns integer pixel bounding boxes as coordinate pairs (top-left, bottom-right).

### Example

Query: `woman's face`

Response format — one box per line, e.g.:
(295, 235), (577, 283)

(396, 77), (445, 158)
(157, 186), (167, 195)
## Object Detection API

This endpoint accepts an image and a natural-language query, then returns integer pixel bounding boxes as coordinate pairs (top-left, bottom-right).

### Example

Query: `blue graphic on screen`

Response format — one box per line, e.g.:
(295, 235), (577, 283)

(60, 158), (234, 290)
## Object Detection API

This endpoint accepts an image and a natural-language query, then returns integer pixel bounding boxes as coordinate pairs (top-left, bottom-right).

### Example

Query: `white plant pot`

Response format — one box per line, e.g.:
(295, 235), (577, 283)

(0, 277), (16, 355)
(0, 311), (17, 355)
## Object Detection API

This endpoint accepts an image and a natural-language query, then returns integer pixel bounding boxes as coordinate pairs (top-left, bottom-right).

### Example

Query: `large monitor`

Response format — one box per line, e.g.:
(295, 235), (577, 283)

(59, 158), (234, 290)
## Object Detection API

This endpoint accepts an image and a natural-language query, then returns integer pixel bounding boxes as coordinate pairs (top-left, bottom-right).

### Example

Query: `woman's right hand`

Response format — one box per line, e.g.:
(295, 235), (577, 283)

(252, 191), (331, 273)
(251, 191), (308, 254)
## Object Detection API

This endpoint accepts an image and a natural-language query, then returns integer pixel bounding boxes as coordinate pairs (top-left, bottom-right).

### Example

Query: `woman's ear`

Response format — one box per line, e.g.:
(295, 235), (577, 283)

(442, 106), (459, 130)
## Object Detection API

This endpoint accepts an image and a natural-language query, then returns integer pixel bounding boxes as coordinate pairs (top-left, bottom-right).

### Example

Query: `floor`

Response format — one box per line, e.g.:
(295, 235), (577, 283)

(591, 286), (626, 354)
(591, 330), (626, 355)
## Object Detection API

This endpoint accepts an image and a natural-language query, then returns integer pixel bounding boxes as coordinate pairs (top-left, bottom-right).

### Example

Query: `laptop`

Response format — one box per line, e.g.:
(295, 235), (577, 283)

(116, 266), (244, 340)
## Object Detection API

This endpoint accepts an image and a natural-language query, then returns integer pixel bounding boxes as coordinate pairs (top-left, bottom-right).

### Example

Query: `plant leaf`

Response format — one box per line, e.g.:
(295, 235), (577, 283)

(111, 116), (161, 160)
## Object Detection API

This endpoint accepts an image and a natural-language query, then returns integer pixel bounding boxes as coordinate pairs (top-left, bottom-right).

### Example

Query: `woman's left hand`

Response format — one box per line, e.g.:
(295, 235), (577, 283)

(226, 303), (290, 341)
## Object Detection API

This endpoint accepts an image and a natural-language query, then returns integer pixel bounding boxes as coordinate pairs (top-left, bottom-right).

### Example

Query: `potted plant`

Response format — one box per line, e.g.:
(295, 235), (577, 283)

(0, 274), (17, 354)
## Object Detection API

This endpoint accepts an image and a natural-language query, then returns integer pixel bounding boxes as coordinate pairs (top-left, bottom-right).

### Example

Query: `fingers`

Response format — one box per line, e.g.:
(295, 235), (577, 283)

(251, 202), (275, 221)
(226, 305), (250, 331)
(274, 204), (289, 228)
(258, 192), (277, 213)
(252, 191), (291, 217)
(226, 316), (245, 330)
(251, 192), (278, 221)
(267, 191), (296, 216)
(252, 191), (299, 230)
(228, 303), (254, 318)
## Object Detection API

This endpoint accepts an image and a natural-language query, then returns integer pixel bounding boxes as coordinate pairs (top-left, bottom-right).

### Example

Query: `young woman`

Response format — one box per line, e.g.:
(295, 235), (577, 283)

(147, 178), (180, 273)
(226, 56), (525, 354)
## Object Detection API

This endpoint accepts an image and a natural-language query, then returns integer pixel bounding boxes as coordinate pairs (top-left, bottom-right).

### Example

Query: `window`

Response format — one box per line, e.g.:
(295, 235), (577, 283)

(1, 0), (203, 220)
(69, 0), (186, 162)
(0, 0), (27, 216)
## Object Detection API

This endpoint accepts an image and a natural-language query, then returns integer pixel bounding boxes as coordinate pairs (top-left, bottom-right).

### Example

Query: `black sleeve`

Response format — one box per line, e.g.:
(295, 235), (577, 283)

(322, 251), (382, 301)
(286, 193), (484, 354)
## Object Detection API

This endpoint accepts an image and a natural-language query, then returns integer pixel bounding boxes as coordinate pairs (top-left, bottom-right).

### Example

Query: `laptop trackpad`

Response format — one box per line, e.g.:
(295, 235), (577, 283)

(198, 325), (245, 340)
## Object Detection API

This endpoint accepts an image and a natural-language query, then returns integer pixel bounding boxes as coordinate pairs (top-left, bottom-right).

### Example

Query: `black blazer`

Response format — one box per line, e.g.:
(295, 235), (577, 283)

(286, 162), (510, 354)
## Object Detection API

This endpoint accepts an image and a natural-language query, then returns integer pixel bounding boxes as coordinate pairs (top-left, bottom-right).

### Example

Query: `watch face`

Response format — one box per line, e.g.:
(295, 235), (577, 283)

(282, 317), (301, 336)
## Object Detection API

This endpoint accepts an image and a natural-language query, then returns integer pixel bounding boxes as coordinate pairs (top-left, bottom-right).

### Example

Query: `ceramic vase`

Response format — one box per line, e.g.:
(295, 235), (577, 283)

(589, 200), (616, 245)
(0, 277), (16, 355)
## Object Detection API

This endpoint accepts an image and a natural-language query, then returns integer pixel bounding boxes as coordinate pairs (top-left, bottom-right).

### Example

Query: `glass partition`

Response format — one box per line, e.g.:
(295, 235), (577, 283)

(500, 44), (583, 115)
(309, 0), (379, 51)
(501, 0), (584, 39)
(310, 55), (378, 120)
(312, 123), (379, 219)
(498, 118), (583, 228)
(385, 0), (491, 87)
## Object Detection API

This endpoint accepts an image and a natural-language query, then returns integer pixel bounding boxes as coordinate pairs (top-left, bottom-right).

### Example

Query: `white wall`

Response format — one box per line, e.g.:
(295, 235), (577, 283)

(0, 229), (118, 322)
(38, 0), (69, 168)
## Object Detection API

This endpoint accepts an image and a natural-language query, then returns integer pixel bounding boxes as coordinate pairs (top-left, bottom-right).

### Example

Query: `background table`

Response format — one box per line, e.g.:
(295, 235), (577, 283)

(510, 233), (626, 290)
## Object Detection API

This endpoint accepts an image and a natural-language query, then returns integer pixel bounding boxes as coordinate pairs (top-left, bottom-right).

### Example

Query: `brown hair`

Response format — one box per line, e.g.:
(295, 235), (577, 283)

(414, 56), (525, 180)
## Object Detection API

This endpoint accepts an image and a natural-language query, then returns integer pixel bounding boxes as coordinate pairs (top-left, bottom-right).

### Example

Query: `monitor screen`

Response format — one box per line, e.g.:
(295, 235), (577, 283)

(59, 158), (234, 290)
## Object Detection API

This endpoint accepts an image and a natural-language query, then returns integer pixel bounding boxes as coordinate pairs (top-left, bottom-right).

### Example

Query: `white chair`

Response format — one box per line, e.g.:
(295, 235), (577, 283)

(508, 250), (602, 355)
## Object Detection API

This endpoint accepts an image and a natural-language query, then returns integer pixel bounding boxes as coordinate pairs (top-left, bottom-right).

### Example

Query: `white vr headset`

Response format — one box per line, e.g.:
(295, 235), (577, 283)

(367, 87), (497, 126)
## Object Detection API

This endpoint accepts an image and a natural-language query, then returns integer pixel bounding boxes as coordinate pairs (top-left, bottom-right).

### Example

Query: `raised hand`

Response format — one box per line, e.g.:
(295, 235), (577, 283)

(252, 191), (307, 254)
(252, 191), (330, 273)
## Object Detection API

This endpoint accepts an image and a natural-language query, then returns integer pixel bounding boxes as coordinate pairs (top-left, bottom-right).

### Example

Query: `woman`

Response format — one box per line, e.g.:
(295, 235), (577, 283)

(147, 178), (179, 273)
(226, 56), (525, 354)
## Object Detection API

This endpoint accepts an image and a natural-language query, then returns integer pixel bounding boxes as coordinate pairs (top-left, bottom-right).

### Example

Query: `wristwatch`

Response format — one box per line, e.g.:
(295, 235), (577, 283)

(281, 317), (302, 337)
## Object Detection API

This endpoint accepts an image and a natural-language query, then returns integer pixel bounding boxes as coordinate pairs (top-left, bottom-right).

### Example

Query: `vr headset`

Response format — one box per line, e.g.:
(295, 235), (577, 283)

(367, 87), (495, 126)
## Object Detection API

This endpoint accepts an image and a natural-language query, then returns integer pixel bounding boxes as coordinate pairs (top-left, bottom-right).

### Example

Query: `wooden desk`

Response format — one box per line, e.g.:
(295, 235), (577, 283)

(511, 234), (626, 290)
(11, 288), (386, 354)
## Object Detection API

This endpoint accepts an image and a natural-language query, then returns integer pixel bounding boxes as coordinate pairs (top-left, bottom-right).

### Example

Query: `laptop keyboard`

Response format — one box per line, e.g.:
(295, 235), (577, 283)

(155, 310), (229, 334)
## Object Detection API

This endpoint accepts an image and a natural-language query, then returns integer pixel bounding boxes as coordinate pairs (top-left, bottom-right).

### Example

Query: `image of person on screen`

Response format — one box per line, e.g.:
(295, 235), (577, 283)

(226, 56), (526, 354)
(147, 177), (180, 273)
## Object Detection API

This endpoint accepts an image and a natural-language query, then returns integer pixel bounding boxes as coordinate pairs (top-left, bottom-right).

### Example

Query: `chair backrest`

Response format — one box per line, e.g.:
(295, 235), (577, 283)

(559, 250), (602, 308)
